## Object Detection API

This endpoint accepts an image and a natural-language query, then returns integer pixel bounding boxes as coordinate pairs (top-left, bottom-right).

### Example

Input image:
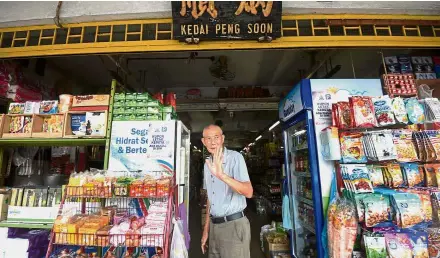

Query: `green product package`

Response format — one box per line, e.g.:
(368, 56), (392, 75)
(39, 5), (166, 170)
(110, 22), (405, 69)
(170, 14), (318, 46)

(125, 93), (136, 100)
(113, 114), (124, 121)
(163, 105), (173, 113)
(135, 114), (148, 121)
(136, 99), (149, 107)
(136, 107), (148, 114)
(136, 92), (151, 100)
(147, 100), (160, 107)
(124, 107), (136, 114)
(113, 107), (125, 114)
(124, 114), (137, 121)
(364, 236), (387, 258)
(125, 99), (138, 107)
(147, 107), (161, 114)
(114, 93), (126, 101)
(113, 99), (125, 107)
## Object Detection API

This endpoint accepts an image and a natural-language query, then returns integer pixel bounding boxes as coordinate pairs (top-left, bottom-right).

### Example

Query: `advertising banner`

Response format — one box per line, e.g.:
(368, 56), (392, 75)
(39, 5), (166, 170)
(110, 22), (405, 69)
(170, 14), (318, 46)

(108, 121), (176, 177)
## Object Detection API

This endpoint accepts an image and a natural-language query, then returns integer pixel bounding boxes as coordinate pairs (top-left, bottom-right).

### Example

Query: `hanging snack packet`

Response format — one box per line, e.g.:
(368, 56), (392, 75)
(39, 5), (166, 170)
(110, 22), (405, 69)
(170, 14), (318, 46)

(370, 131), (397, 161)
(346, 165), (374, 193)
(424, 164), (438, 187)
(413, 132), (427, 162)
(392, 130), (419, 162)
(367, 165), (385, 187)
(350, 96), (378, 128)
(373, 96), (396, 126)
(427, 228), (440, 258)
(392, 193), (424, 228)
(384, 233), (413, 258)
(422, 131), (437, 162)
(336, 102), (352, 129)
(364, 235), (387, 258)
(405, 97), (425, 124)
(332, 103), (339, 127)
(387, 163), (404, 188)
(392, 97), (409, 124)
(354, 194), (367, 223)
(401, 163), (424, 187)
(425, 130), (440, 161)
(364, 194), (391, 228)
(340, 132), (368, 163)
(409, 231), (429, 258)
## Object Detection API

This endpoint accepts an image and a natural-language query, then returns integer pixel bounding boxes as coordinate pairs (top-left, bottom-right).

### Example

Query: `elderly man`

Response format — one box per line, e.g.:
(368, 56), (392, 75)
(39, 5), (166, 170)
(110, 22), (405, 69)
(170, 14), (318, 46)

(200, 124), (253, 258)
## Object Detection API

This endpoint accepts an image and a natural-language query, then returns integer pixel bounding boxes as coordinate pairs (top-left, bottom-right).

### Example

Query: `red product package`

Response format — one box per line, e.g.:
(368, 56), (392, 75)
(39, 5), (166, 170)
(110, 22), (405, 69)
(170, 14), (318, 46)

(332, 103), (338, 127)
(336, 102), (352, 129)
(349, 96), (378, 128)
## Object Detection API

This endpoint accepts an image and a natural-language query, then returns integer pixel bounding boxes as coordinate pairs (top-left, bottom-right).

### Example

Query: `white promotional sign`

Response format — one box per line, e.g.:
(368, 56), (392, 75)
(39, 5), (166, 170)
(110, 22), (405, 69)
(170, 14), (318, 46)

(108, 121), (176, 177)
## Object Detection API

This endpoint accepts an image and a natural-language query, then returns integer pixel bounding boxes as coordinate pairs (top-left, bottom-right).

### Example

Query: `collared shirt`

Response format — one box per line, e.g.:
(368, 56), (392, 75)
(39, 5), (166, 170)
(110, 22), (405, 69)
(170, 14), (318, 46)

(203, 147), (250, 217)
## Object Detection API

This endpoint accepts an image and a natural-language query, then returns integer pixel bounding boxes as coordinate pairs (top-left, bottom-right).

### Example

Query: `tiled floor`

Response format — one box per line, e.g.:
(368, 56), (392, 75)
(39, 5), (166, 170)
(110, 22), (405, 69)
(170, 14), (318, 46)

(188, 198), (268, 258)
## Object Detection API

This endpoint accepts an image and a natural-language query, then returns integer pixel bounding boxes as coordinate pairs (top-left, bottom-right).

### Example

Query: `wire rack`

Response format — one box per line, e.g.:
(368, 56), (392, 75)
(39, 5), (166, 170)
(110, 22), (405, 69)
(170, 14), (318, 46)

(46, 185), (175, 258)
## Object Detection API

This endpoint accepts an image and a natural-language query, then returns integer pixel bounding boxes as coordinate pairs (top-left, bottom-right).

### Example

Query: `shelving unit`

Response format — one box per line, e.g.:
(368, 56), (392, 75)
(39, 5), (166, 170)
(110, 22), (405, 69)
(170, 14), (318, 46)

(295, 195), (313, 206)
(0, 221), (53, 229)
(298, 219), (315, 234)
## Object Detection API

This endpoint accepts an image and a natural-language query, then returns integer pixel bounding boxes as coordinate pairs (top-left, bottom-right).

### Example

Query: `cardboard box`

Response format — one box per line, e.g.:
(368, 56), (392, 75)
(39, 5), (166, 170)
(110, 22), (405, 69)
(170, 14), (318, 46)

(73, 95), (110, 107)
(0, 190), (11, 221)
(264, 237), (290, 258)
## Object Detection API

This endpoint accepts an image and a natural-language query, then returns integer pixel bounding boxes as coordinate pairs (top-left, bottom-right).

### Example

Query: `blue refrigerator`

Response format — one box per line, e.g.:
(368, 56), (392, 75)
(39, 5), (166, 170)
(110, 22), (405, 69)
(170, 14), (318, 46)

(279, 79), (384, 258)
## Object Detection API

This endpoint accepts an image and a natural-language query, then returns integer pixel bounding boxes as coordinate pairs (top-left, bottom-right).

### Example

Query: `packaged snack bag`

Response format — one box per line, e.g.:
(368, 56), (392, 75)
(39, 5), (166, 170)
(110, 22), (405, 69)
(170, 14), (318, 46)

(367, 165), (385, 187)
(392, 97), (409, 124)
(424, 164), (438, 187)
(425, 130), (440, 161)
(401, 163), (423, 187)
(409, 231), (429, 258)
(373, 96), (396, 126)
(405, 97), (425, 124)
(392, 130), (419, 162)
(427, 228), (440, 258)
(346, 165), (374, 194)
(340, 132), (368, 163)
(387, 163), (404, 188)
(370, 131), (397, 161)
(363, 194), (391, 228)
(336, 102), (352, 129)
(350, 96), (378, 128)
(385, 233), (413, 258)
(364, 235), (387, 258)
(392, 193), (424, 228)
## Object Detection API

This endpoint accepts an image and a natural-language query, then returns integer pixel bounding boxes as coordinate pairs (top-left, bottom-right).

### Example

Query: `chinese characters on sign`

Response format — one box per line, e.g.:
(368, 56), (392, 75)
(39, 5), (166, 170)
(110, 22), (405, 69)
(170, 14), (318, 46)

(171, 1), (282, 40)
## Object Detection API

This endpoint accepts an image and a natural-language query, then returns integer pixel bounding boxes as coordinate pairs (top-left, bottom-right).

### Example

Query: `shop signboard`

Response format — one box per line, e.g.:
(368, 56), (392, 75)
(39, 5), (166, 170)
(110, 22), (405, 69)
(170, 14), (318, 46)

(309, 79), (383, 212)
(108, 121), (176, 177)
(171, 1), (282, 40)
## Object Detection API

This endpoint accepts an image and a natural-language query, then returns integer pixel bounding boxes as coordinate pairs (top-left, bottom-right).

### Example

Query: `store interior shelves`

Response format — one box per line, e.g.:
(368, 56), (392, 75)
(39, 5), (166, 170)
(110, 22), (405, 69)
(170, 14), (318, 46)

(295, 195), (314, 206)
(298, 219), (315, 234)
(0, 138), (106, 147)
(0, 220), (53, 229)
(293, 171), (311, 177)
(177, 97), (280, 112)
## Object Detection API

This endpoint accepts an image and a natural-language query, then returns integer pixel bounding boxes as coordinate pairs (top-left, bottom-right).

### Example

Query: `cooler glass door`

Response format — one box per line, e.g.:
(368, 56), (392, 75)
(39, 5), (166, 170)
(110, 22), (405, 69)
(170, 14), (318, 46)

(285, 116), (317, 258)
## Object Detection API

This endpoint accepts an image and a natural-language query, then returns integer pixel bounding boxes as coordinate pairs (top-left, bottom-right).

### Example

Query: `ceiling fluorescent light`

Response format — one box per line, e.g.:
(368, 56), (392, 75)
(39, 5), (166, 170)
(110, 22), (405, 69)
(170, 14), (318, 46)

(255, 135), (262, 141)
(269, 121), (280, 131)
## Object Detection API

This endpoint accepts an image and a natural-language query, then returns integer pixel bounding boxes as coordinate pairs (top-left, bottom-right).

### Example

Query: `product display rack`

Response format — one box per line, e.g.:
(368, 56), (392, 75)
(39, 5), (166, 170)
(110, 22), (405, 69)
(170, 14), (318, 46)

(0, 78), (184, 258)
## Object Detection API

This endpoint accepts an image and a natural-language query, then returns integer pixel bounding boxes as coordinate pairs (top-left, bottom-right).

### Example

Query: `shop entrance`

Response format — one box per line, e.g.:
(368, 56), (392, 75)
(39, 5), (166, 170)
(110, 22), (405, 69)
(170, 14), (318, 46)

(1, 45), (439, 258)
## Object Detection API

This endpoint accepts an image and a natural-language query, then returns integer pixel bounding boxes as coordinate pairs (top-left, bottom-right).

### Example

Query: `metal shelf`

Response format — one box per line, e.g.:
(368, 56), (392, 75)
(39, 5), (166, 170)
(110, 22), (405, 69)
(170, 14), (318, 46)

(298, 219), (315, 234)
(0, 138), (106, 147)
(0, 220), (53, 229)
(295, 195), (314, 206)
(292, 146), (308, 152)
(293, 171), (311, 177)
